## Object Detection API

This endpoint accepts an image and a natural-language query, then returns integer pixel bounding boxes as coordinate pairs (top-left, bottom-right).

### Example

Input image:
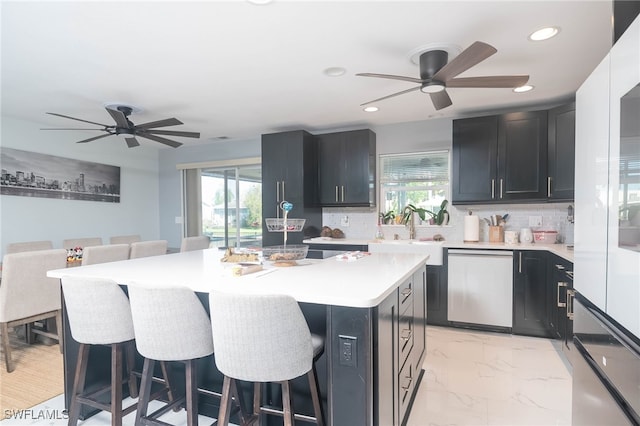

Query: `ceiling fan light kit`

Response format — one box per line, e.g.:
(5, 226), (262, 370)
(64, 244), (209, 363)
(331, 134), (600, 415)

(43, 104), (200, 148)
(357, 41), (530, 111)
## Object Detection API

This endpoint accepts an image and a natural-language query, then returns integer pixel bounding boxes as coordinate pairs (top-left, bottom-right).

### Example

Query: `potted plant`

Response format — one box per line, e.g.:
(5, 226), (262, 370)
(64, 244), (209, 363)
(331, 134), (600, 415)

(401, 204), (428, 225)
(427, 200), (449, 226)
(379, 210), (396, 225)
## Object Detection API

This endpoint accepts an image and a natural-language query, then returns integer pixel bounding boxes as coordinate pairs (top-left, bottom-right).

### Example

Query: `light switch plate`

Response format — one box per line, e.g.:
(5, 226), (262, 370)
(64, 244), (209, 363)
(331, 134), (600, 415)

(529, 216), (542, 227)
(341, 216), (350, 227)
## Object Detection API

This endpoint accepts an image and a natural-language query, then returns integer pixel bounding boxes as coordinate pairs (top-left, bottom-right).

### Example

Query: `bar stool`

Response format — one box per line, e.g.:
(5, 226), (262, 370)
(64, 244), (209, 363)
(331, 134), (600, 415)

(209, 291), (325, 426)
(61, 276), (172, 426)
(128, 285), (239, 426)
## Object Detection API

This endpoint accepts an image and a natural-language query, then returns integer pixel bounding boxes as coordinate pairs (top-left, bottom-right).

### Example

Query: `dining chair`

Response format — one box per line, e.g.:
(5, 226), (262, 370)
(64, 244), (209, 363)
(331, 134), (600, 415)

(81, 244), (131, 266)
(129, 240), (168, 259)
(0, 249), (67, 372)
(209, 291), (325, 426)
(6, 240), (53, 254)
(180, 236), (210, 252)
(109, 235), (141, 245)
(62, 237), (103, 250)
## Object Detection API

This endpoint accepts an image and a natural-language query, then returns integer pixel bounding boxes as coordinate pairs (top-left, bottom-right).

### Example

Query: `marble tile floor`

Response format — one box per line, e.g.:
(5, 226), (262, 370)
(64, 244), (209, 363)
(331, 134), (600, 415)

(2, 325), (572, 426)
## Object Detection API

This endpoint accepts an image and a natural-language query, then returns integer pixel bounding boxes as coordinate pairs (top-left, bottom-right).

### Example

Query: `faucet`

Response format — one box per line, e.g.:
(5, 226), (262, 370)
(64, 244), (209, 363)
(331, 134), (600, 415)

(407, 210), (416, 240)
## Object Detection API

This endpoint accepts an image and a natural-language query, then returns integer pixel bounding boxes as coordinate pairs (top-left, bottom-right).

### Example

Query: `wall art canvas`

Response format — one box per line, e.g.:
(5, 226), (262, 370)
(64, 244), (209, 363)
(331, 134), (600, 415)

(1, 147), (120, 202)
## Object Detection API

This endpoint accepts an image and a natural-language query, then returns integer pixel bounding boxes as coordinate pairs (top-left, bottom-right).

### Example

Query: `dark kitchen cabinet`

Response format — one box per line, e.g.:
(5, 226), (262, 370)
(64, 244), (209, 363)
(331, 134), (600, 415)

(261, 130), (322, 246)
(513, 250), (552, 337)
(547, 103), (575, 201)
(548, 254), (574, 344)
(452, 109), (549, 204)
(316, 129), (376, 207)
(426, 264), (448, 326)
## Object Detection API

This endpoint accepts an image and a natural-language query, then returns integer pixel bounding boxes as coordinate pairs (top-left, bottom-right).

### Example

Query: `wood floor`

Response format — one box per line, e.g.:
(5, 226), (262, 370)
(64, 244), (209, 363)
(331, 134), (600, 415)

(0, 327), (64, 417)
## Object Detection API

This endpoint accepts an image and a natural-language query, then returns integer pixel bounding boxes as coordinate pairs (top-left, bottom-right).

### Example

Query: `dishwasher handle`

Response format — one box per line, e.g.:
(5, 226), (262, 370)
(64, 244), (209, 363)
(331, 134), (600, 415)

(448, 249), (513, 257)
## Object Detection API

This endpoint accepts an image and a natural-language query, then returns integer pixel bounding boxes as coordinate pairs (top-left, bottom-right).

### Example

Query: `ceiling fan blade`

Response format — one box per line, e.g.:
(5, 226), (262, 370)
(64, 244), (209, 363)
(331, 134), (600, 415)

(76, 133), (113, 144)
(144, 129), (200, 138)
(40, 128), (105, 130)
(432, 41), (497, 82)
(134, 118), (183, 130)
(125, 137), (140, 148)
(446, 75), (530, 88)
(106, 107), (131, 128)
(430, 90), (453, 110)
(360, 86), (421, 106)
(137, 132), (183, 148)
(46, 112), (110, 127)
(356, 73), (423, 84)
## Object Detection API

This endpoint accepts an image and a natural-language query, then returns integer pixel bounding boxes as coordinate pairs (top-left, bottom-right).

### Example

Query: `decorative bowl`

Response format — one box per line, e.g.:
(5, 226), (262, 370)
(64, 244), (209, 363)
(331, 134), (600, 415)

(261, 244), (309, 262)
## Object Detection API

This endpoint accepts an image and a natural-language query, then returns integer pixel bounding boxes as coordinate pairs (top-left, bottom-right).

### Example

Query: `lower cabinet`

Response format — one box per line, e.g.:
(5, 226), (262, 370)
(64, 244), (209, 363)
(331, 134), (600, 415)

(548, 254), (574, 349)
(375, 267), (426, 426)
(426, 264), (448, 326)
(513, 250), (552, 337)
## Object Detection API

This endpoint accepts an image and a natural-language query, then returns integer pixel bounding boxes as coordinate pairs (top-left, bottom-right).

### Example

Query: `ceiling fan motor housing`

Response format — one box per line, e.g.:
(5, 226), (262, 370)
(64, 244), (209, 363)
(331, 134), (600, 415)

(419, 50), (448, 80)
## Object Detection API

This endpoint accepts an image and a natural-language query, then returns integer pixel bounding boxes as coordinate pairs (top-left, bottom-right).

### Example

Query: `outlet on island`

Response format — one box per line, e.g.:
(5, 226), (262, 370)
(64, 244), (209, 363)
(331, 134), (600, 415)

(341, 215), (350, 227)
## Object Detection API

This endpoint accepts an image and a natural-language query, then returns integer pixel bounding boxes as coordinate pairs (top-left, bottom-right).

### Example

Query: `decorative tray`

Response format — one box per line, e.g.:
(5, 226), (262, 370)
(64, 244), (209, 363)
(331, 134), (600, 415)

(265, 218), (306, 232)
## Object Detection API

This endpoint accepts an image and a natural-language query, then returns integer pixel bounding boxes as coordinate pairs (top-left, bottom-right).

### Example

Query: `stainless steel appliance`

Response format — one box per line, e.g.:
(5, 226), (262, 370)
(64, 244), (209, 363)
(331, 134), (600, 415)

(571, 293), (640, 425)
(447, 249), (513, 328)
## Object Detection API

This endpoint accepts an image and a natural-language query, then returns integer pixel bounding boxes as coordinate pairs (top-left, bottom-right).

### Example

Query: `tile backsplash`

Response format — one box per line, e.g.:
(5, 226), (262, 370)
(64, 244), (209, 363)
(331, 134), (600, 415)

(321, 202), (575, 244)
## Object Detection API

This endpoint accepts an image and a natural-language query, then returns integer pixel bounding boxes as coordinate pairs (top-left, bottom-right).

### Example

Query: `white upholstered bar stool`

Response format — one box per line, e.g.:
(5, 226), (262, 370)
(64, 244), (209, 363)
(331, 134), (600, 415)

(209, 291), (325, 426)
(81, 244), (131, 266)
(6, 240), (53, 254)
(179, 236), (210, 252)
(61, 276), (141, 426)
(127, 285), (215, 426)
(63, 237), (103, 250)
(129, 240), (168, 259)
(110, 235), (142, 245)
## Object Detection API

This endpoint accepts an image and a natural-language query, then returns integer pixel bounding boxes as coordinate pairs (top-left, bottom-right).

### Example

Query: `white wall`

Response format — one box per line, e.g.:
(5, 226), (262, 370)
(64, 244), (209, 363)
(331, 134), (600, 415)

(1, 116), (160, 257)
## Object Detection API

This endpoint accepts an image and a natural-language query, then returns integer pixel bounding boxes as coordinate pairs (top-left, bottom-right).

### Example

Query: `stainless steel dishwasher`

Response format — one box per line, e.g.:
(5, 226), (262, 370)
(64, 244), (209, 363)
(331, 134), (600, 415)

(447, 249), (513, 328)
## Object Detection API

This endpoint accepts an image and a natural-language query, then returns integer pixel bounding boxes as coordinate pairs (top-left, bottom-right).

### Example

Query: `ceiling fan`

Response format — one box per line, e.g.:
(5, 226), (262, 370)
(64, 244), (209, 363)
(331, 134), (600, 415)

(41, 105), (200, 148)
(357, 41), (530, 111)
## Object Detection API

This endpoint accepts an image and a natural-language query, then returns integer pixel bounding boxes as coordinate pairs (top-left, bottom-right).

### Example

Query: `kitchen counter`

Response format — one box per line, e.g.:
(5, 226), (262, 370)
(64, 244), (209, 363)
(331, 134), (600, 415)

(47, 248), (428, 425)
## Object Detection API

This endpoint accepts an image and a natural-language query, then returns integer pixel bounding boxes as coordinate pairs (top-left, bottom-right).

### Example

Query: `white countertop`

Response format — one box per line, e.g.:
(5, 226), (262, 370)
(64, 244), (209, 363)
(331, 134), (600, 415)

(47, 249), (429, 308)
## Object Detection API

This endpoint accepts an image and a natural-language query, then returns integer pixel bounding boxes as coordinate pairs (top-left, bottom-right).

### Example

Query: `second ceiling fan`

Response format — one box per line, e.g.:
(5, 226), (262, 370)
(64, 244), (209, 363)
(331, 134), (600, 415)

(357, 41), (530, 110)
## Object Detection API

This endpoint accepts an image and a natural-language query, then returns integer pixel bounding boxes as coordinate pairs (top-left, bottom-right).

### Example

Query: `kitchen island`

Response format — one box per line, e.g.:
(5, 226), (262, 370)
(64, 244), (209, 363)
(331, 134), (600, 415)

(48, 249), (429, 426)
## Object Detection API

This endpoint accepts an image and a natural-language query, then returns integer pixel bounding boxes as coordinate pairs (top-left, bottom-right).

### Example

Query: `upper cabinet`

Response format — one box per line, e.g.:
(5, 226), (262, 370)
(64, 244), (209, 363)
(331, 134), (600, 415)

(316, 129), (376, 207)
(547, 103), (576, 201)
(452, 109), (549, 204)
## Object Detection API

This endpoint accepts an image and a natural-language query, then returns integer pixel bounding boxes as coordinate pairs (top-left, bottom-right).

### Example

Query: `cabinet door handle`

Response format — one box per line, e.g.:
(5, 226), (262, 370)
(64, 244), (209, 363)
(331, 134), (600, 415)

(491, 179), (495, 199)
(555, 264), (565, 270)
(400, 329), (412, 341)
(500, 178), (504, 199)
(557, 282), (567, 307)
(401, 376), (413, 391)
(566, 289), (575, 320)
(281, 181), (285, 201)
(518, 252), (522, 273)
(335, 186), (339, 202)
(401, 287), (413, 299)
(341, 185), (345, 202)
(276, 181), (280, 202)
(547, 176), (552, 197)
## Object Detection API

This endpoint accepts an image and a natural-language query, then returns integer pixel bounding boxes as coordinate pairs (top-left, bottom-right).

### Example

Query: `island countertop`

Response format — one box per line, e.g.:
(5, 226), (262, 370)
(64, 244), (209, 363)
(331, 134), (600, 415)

(47, 249), (429, 308)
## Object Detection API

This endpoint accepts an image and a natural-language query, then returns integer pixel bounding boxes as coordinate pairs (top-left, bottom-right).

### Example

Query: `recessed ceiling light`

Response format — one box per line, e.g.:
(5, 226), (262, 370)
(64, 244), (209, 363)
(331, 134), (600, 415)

(529, 27), (560, 41)
(513, 85), (534, 93)
(324, 67), (346, 77)
(363, 106), (379, 112)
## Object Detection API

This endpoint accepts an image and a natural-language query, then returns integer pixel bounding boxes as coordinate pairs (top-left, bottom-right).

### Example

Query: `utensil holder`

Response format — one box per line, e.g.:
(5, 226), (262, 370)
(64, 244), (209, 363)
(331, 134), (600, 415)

(489, 226), (504, 243)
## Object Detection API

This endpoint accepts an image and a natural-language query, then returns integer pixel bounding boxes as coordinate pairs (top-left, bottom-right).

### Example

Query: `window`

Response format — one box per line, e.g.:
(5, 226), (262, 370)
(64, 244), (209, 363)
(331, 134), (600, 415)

(379, 151), (449, 222)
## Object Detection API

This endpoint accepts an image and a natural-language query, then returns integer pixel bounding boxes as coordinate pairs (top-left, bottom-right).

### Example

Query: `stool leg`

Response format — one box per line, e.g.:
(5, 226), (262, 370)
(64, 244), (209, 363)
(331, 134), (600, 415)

(252, 382), (261, 424)
(185, 359), (198, 426)
(126, 342), (138, 398)
(55, 310), (64, 354)
(160, 361), (179, 411)
(217, 376), (234, 426)
(68, 344), (90, 426)
(1, 322), (14, 373)
(111, 344), (123, 426)
(280, 381), (295, 426)
(135, 358), (155, 426)
(308, 367), (325, 426)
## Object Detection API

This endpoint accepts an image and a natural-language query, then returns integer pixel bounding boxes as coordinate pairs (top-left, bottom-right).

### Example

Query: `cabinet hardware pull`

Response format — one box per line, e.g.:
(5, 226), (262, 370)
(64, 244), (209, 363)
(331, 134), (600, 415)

(518, 252), (522, 273)
(401, 377), (413, 391)
(547, 176), (552, 197)
(335, 186), (338, 202)
(400, 329), (412, 340)
(557, 282), (567, 307)
(500, 178), (504, 199)
(401, 288), (412, 298)
(555, 264), (565, 270)
(341, 185), (345, 202)
(281, 181), (285, 201)
(566, 289), (575, 320)
(276, 181), (280, 202)
(491, 179), (495, 199)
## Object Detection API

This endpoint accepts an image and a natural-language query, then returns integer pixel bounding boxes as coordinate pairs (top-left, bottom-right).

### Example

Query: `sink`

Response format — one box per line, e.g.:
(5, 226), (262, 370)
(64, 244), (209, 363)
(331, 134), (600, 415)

(368, 240), (443, 265)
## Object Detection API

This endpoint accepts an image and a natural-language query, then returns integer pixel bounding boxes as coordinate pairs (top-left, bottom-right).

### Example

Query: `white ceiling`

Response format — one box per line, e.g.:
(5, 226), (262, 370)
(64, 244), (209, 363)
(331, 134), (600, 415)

(1, 0), (613, 149)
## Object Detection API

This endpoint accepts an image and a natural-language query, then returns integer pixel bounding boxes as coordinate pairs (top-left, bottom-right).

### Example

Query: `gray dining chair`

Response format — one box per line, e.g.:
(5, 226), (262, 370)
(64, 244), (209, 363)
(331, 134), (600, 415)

(180, 236), (210, 252)
(209, 291), (325, 426)
(6, 240), (53, 254)
(0, 249), (67, 372)
(62, 237), (103, 250)
(129, 240), (168, 259)
(109, 235), (141, 245)
(81, 244), (131, 266)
